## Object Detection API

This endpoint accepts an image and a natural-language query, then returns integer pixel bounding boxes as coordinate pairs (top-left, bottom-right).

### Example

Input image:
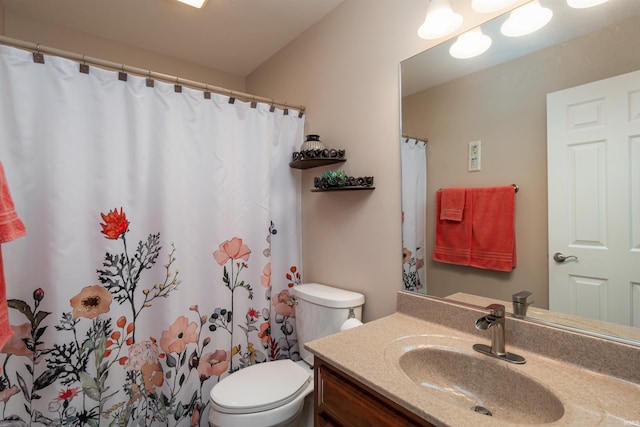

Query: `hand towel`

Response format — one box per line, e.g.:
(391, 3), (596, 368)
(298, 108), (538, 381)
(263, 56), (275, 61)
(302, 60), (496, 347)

(439, 187), (465, 221)
(469, 186), (516, 272)
(0, 162), (26, 243)
(0, 161), (27, 350)
(433, 189), (472, 266)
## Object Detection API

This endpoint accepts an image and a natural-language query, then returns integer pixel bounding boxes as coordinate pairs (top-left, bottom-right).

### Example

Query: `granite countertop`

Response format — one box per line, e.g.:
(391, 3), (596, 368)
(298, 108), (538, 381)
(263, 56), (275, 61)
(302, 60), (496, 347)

(306, 298), (640, 427)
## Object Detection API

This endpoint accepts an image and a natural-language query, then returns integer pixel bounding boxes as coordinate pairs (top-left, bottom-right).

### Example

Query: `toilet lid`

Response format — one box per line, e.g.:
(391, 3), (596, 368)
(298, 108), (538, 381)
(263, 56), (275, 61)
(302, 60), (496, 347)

(210, 359), (312, 414)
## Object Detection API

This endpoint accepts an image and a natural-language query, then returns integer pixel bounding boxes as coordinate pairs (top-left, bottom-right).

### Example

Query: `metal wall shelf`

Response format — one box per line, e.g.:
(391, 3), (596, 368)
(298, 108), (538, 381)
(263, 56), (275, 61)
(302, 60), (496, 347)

(289, 148), (373, 192)
(289, 158), (346, 169)
(311, 186), (375, 192)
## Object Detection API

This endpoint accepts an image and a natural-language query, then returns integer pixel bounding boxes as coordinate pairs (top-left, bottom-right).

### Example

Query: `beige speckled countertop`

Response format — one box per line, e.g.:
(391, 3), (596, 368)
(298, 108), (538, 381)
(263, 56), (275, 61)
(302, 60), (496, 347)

(306, 292), (640, 427)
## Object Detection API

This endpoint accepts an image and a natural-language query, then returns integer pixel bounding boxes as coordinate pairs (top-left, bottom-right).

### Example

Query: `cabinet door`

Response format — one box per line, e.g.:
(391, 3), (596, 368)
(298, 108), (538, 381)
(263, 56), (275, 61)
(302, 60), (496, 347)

(315, 358), (435, 427)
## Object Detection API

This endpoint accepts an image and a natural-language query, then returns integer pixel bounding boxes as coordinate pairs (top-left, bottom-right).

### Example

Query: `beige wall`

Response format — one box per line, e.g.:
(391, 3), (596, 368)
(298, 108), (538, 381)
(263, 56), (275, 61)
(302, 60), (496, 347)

(2, 0), (527, 323)
(0, 2), (5, 35)
(402, 16), (640, 308)
(3, 10), (245, 91)
(246, 0), (526, 321)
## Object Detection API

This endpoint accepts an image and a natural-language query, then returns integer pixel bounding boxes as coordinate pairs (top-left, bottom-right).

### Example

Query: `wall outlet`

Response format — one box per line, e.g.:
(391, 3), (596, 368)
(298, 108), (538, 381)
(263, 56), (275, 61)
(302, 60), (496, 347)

(468, 140), (481, 171)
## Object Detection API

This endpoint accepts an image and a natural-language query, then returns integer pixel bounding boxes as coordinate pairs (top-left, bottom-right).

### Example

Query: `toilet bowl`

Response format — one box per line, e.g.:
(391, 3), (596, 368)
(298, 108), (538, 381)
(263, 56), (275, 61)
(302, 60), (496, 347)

(209, 359), (313, 427)
(208, 283), (364, 427)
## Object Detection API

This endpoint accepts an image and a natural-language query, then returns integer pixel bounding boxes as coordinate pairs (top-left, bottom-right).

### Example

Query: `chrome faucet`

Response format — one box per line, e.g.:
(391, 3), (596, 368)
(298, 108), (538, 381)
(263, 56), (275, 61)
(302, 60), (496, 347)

(473, 304), (525, 364)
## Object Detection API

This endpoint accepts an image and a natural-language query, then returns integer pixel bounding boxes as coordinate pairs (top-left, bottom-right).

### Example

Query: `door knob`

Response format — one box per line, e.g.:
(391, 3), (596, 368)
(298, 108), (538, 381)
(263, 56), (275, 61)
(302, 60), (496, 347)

(553, 252), (578, 263)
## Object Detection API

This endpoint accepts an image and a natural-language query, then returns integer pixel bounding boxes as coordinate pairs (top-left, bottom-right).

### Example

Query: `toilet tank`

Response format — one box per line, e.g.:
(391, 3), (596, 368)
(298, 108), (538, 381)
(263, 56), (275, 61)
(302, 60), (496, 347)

(292, 283), (365, 366)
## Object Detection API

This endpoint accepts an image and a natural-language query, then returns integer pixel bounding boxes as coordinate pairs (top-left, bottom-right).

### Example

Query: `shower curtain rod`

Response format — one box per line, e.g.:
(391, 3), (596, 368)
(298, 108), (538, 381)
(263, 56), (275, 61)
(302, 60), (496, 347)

(402, 134), (428, 145)
(0, 35), (305, 114)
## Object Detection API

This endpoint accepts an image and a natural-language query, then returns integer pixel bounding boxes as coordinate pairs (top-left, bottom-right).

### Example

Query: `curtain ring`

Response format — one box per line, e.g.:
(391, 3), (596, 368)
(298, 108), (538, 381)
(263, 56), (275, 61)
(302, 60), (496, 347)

(33, 44), (45, 64)
(228, 90), (236, 104)
(146, 70), (154, 87)
(79, 55), (89, 74)
(118, 64), (127, 81)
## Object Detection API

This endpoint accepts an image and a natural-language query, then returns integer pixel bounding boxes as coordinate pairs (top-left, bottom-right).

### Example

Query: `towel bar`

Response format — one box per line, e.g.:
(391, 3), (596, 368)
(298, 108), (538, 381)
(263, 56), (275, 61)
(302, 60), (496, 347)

(438, 184), (519, 193)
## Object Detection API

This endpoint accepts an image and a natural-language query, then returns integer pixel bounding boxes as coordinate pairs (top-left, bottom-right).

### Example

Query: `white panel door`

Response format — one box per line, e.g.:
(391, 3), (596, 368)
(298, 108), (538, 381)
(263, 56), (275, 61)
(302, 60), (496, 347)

(547, 69), (640, 327)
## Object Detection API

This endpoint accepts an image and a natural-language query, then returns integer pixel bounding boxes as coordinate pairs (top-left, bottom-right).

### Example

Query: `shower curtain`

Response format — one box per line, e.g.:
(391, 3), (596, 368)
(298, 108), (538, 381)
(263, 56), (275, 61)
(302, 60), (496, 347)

(401, 138), (426, 294)
(0, 45), (303, 426)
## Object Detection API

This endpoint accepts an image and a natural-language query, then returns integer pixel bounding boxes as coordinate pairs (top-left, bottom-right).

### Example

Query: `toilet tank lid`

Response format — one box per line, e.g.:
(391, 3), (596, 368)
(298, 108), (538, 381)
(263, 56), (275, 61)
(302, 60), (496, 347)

(293, 283), (365, 308)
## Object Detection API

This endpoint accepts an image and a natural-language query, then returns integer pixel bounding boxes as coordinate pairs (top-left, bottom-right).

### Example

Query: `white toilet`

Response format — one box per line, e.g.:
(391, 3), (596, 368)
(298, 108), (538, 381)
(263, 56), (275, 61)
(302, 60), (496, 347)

(208, 283), (365, 427)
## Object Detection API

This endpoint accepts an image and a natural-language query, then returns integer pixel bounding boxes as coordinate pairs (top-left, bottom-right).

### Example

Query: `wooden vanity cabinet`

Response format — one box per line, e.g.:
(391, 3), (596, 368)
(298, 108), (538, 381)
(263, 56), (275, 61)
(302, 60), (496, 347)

(314, 357), (436, 427)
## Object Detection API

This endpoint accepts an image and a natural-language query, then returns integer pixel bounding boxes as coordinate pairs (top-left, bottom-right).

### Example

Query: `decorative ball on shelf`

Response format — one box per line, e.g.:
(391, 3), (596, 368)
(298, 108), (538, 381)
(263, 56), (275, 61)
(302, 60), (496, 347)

(300, 134), (325, 151)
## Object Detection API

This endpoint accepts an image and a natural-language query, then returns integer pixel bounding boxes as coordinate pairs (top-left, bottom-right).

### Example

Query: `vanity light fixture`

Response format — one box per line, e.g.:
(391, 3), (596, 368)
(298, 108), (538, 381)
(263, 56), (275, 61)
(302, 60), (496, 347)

(418, 0), (463, 40)
(567, 0), (608, 8)
(500, 0), (552, 37)
(449, 28), (492, 59)
(471, 0), (520, 13)
(176, 0), (207, 8)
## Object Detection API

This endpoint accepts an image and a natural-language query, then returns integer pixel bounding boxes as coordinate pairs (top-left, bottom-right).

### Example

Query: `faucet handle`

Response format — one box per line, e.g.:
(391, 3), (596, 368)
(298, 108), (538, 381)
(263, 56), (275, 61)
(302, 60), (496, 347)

(512, 290), (532, 303)
(486, 304), (505, 317)
(512, 291), (534, 318)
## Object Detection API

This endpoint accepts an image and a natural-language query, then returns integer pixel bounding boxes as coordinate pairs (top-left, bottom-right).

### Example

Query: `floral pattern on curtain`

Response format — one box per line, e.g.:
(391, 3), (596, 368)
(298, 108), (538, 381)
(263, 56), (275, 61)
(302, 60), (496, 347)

(401, 138), (427, 294)
(0, 45), (303, 426)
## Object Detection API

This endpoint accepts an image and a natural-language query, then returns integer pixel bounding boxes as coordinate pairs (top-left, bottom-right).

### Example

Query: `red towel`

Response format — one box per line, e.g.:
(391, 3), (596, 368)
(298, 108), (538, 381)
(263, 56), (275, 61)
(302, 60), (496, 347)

(439, 188), (465, 221)
(0, 162), (27, 350)
(469, 186), (516, 272)
(433, 189), (472, 266)
(0, 162), (26, 243)
(433, 186), (516, 272)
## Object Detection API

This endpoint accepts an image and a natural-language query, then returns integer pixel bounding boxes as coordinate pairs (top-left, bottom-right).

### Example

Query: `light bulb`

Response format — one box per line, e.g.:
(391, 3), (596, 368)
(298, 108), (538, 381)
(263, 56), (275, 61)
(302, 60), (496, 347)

(472, 0), (519, 13)
(567, 0), (608, 8)
(176, 0), (207, 8)
(449, 28), (492, 59)
(417, 0), (463, 40)
(500, 0), (553, 37)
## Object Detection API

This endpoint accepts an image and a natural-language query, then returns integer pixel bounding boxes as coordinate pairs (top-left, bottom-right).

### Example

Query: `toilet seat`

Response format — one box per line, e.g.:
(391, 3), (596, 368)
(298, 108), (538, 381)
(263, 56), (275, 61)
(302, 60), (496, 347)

(210, 359), (311, 414)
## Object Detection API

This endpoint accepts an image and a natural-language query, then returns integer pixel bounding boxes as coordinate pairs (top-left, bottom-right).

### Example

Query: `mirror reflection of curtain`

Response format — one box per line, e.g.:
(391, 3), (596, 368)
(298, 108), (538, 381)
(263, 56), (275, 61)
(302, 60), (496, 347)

(0, 45), (303, 426)
(401, 138), (426, 293)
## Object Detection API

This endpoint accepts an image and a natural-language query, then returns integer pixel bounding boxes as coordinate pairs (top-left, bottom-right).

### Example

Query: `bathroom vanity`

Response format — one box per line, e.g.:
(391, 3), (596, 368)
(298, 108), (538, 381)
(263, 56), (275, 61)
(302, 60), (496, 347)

(306, 291), (640, 427)
(314, 356), (434, 426)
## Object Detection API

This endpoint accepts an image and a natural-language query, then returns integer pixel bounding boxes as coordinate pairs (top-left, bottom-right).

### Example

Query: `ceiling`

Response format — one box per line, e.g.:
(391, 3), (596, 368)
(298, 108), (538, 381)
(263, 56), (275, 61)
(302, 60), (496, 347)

(1, 0), (344, 77)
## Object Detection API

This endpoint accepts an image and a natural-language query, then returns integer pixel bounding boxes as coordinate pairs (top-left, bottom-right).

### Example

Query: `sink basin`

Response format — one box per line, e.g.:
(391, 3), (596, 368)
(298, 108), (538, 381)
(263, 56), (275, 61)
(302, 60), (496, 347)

(387, 336), (564, 424)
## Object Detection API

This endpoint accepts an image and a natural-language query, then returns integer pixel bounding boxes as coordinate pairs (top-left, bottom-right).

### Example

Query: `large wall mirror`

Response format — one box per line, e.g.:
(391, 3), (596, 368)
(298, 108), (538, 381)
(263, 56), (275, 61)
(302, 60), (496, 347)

(400, 0), (640, 344)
